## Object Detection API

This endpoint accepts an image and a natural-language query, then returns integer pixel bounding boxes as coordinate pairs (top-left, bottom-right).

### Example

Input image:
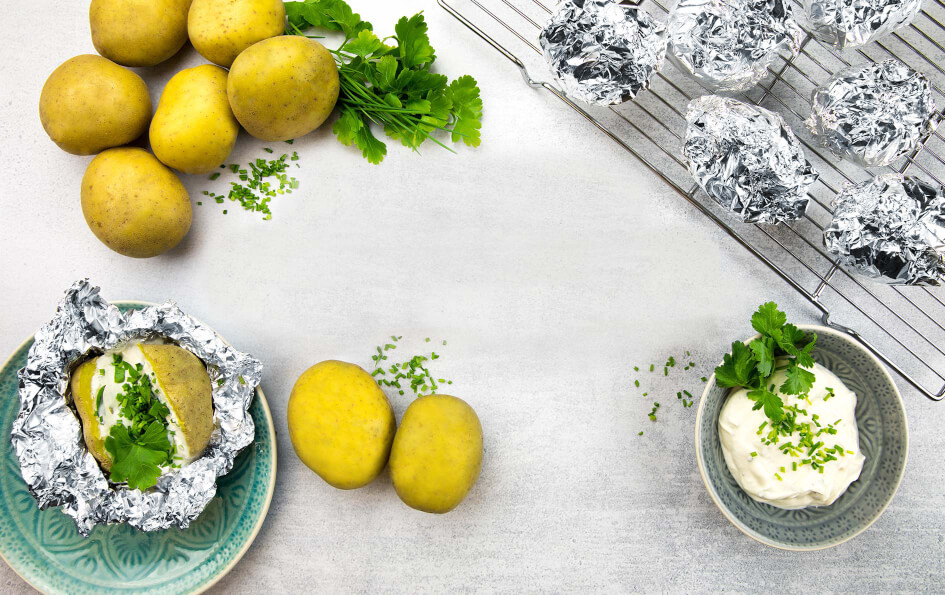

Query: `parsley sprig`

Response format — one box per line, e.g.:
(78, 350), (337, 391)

(102, 353), (176, 491)
(285, 1), (483, 163)
(715, 303), (817, 427)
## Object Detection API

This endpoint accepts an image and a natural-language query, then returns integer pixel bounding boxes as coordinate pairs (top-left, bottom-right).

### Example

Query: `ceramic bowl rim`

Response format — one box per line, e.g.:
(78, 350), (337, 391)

(0, 300), (277, 594)
(694, 323), (909, 551)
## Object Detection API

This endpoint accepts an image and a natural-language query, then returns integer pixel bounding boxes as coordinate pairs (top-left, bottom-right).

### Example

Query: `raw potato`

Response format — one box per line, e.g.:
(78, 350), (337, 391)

(287, 361), (396, 490)
(227, 35), (339, 141)
(70, 360), (111, 469)
(140, 344), (214, 459)
(150, 65), (240, 174)
(39, 55), (152, 155)
(188, 0), (286, 67)
(81, 148), (192, 258)
(90, 0), (192, 67)
(390, 395), (483, 513)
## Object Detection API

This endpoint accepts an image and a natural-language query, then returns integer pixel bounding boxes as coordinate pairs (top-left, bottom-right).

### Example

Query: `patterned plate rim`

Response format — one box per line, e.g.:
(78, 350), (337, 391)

(694, 323), (909, 551)
(0, 300), (277, 594)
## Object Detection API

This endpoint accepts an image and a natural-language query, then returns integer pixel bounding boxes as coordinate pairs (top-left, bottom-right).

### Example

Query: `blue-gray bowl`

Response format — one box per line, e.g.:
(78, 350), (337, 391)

(695, 324), (908, 550)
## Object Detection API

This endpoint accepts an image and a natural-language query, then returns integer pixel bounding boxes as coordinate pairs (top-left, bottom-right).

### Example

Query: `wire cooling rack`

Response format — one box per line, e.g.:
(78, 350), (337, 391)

(439, 0), (945, 400)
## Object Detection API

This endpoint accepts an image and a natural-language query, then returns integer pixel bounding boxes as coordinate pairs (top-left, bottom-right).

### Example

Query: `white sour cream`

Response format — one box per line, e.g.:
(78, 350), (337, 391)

(719, 361), (865, 509)
(88, 343), (196, 465)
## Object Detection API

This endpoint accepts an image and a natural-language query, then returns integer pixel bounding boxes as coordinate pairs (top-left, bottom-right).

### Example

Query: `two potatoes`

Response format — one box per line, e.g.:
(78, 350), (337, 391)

(38, 0), (339, 257)
(289, 361), (484, 514)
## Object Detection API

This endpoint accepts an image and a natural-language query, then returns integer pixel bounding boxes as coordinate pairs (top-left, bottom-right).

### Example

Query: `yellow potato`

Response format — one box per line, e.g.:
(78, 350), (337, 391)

(39, 55), (151, 156)
(90, 0), (192, 67)
(188, 0), (285, 67)
(390, 395), (483, 514)
(70, 359), (111, 469)
(150, 65), (239, 174)
(81, 148), (192, 258)
(227, 35), (339, 141)
(287, 360), (396, 490)
(140, 344), (214, 458)
(70, 343), (213, 470)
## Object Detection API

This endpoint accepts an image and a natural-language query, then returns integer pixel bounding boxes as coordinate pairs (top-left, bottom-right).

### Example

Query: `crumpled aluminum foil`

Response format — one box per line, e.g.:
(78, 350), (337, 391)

(684, 95), (819, 223)
(807, 59), (937, 167)
(668, 0), (803, 93)
(804, 0), (923, 48)
(10, 280), (262, 535)
(539, 0), (668, 105)
(824, 174), (945, 285)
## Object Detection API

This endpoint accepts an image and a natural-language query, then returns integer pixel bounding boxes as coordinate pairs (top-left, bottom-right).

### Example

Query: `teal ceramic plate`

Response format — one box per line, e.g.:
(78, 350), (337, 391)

(0, 302), (276, 594)
(696, 325), (908, 550)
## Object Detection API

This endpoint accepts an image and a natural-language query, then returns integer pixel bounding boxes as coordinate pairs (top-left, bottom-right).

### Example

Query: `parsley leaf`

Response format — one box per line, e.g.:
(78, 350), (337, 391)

(780, 363), (816, 395)
(104, 422), (172, 491)
(748, 336), (776, 378)
(751, 302), (787, 337)
(394, 13), (435, 69)
(715, 341), (756, 388)
(747, 388), (785, 423)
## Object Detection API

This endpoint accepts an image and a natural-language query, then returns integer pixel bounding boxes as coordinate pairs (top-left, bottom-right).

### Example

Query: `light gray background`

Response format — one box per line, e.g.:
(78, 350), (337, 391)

(2, 1), (943, 593)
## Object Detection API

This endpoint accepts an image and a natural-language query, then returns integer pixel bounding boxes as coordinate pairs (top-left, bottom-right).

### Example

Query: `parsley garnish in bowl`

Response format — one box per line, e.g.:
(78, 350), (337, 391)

(715, 302), (817, 431)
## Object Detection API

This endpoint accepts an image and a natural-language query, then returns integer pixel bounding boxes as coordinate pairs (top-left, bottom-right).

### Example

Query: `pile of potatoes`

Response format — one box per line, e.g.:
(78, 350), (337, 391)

(287, 361), (484, 514)
(39, 0), (340, 258)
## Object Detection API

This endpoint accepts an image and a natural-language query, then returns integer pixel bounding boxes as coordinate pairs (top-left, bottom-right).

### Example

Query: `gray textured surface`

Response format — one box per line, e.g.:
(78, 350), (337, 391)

(1, 1), (943, 592)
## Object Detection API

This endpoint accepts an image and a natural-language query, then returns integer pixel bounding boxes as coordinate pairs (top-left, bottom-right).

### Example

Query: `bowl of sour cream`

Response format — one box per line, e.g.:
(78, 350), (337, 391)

(696, 324), (908, 550)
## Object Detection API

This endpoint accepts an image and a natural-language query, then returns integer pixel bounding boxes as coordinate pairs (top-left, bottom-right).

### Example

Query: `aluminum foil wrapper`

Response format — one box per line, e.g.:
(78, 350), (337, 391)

(804, 0), (923, 48)
(10, 280), (262, 535)
(684, 95), (819, 223)
(539, 0), (667, 105)
(807, 59), (936, 167)
(825, 174), (945, 285)
(668, 0), (803, 93)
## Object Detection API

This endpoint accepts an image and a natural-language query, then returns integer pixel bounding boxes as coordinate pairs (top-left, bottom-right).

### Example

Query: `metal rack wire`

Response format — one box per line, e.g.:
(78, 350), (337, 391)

(439, 0), (945, 400)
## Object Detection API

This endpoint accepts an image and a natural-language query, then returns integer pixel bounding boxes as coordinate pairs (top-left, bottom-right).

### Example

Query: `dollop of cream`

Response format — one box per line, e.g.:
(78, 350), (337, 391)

(719, 361), (865, 509)
(88, 342), (196, 466)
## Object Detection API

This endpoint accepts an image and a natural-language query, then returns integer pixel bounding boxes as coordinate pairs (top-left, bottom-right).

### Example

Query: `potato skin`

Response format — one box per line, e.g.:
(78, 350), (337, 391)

(90, 0), (192, 67)
(39, 55), (152, 156)
(69, 359), (112, 470)
(227, 36), (339, 141)
(188, 0), (285, 67)
(390, 395), (483, 514)
(140, 344), (213, 458)
(287, 361), (396, 490)
(150, 65), (239, 174)
(81, 148), (192, 258)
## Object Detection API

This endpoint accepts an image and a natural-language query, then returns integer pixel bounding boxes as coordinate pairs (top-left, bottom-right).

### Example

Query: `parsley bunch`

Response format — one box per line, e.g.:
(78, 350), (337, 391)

(285, 0), (483, 163)
(102, 354), (176, 490)
(715, 303), (817, 426)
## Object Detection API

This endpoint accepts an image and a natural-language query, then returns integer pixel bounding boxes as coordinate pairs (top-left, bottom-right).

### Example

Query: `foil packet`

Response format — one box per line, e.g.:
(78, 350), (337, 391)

(804, 0), (923, 48)
(684, 95), (819, 223)
(668, 0), (803, 94)
(539, 0), (668, 105)
(10, 280), (263, 535)
(807, 59), (937, 167)
(824, 174), (945, 285)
